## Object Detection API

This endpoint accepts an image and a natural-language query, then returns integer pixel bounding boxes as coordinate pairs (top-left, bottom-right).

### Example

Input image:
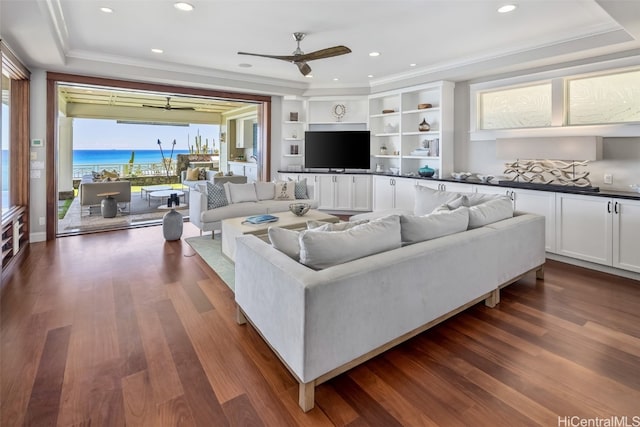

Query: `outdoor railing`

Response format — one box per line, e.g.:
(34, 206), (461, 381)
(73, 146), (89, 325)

(73, 162), (177, 178)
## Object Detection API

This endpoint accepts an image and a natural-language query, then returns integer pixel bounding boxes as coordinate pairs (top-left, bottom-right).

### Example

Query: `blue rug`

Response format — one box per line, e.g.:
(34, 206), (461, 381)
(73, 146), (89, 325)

(185, 235), (235, 290)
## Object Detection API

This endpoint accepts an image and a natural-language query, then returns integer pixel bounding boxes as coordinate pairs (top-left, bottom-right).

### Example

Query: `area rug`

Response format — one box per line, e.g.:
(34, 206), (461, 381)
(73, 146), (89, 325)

(185, 235), (235, 291)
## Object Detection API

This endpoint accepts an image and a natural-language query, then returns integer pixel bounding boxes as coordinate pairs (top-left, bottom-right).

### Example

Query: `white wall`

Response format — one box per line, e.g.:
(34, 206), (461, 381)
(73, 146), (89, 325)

(29, 69), (47, 242)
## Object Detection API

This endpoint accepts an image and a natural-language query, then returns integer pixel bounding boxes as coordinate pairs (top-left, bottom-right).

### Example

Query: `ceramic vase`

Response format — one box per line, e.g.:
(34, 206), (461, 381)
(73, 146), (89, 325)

(419, 119), (430, 132)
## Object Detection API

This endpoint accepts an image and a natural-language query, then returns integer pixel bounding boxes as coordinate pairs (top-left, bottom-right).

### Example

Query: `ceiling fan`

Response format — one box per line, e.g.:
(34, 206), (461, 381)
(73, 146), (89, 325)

(238, 32), (351, 76)
(142, 96), (195, 111)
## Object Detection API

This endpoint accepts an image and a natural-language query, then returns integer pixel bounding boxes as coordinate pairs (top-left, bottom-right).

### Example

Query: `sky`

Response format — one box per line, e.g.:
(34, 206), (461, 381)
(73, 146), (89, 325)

(73, 119), (220, 151)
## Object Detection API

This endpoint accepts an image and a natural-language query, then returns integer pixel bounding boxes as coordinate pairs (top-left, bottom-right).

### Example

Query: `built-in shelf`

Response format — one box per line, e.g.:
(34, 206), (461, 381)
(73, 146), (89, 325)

(372, 155), (400, 159)
(309, 121), (366, 125)
(403, 108), (441, 114)
(283, 121), (305, 124)
(283, 154), (303, 158)
(403, 131), (440, 136)
(374, 133), (400, 137)
(284, 137), (302, 141)
(403, 155), (440, 160)
(370, 112), (400, 118)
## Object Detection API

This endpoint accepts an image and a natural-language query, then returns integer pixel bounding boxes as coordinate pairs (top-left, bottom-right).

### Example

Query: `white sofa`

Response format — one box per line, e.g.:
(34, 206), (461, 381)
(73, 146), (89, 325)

(234, 188), (545, 411)
(189, 179), (317, 236)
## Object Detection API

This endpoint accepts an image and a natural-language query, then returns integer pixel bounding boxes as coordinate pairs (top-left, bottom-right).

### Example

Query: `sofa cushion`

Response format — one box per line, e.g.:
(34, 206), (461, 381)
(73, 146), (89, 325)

(414, 185), (461, 215)
(307, 219), (368, 231)
(206, 182), (228, 209)
(460, 192), (505, 207)
(228, 183), (258, 203)
(288, 177), (309, 199)
(400, 207), (470, 245)
(274, 181), (296, 200)
(299, 215), (402, 270)
(255, 182), (276, 200)
(468, 197), (514, 229)
(267, 227), (300, 260)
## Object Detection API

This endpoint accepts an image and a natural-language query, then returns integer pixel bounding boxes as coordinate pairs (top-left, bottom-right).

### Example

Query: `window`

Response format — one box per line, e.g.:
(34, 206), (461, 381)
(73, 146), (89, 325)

(567, 68), (640, 125)
(478, 83), (552, 130)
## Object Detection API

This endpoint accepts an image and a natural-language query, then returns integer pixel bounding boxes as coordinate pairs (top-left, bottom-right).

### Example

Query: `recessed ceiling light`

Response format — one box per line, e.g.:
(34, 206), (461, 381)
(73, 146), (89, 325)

(333, 78), (339, 81)
(151, 48), (163, 54)
(368, 74), (374, 78)
(174, 2), (194, 11)
(305, 74), (313, 78)
(409, 63), (417, 67)
(238, 63), (252, 68)
(100, 7), (113, 13)
(498, 4), (517, 13)
(369, 52), (380, 57)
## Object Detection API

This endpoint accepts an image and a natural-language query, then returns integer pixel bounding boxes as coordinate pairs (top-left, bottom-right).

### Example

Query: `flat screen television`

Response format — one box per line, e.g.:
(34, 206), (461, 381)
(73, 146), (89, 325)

(304, 130), (371, 170)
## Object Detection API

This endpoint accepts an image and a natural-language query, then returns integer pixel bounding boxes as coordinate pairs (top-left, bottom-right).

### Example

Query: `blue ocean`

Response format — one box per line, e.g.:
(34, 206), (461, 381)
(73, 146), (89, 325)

(73, 149), (191, 165)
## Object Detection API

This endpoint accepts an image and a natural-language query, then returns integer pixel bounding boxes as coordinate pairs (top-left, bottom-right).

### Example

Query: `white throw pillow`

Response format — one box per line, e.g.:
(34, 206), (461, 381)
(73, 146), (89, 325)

(467, 197), (514, 229)
(414, 185), (461, 215)
(268, 227), (300, 260)
(299, 215), (402, 270)
(274, 181), (296, 201)
(400, 207), (470, 245)
(460, 192), (505, 207)
(255, 182), (276, 200)
(227, 183), (258, 203)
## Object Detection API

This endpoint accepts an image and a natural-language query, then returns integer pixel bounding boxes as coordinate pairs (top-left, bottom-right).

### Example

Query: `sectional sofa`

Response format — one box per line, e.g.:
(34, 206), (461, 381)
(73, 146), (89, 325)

(234, 187), (546, 411)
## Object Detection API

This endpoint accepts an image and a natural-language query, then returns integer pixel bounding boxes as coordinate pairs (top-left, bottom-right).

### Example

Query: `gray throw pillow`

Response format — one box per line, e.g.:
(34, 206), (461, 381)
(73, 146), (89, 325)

(288, 177), (308, 199)
(206, 182), (228, 209)
(467, 197), (514, 229)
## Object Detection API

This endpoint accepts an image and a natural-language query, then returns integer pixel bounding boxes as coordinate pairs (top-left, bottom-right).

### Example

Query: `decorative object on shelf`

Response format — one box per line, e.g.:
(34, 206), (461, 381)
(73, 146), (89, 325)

(389, 167), (400, 175)
(289, 202), (311, 216)
(630, 184), (640, 193)
(292, 131), (298, 138)
(382, 109), (395, 114)
(384, 123), (398, 133)
(477, 174), (495, 183)
(332, 104), (347, 121)
(379, 145), (388, 155)
(419, 119), (431, 132)
(503, 159), (593, 187)
(290, 112), (299, 121)
(393, 150), (400, 156)
(451, 172), (473, 180)
(418, 103), (432, 110)
(418, 165), (435, 177)
(290, 145), (299, 155)
(376, 163), (383, 173)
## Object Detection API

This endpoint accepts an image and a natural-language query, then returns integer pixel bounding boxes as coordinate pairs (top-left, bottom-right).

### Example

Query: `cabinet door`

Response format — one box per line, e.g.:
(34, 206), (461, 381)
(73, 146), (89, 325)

(373, 176), (395, 211)
(229, 164), (245, 176)
(394, 178), (417, 211)
(441, 182), (475, 193)
(513, 189), (556, 253)
(317, 175), (335, 210)
(333, 175), (353, 210)
(352, 175), (372, 211)
(245, 165), (257, 183)
(555, 193), (612, 266)
(613, 198), (640, 273)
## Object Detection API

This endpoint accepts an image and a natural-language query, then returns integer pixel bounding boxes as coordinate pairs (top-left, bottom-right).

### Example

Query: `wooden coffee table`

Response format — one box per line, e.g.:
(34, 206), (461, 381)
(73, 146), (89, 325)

(221, 210), (340, 262)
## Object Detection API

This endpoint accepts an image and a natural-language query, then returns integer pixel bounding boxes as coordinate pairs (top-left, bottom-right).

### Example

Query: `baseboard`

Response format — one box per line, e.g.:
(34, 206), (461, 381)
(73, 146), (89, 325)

(30, 232), (47, 243)
(546, 253), (640, 281)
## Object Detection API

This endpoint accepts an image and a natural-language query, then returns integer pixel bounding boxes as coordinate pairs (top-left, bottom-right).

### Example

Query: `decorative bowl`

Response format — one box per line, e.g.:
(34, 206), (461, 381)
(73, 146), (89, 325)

(418, 103), (432, 110)
(289, 202), (311, 216)
(389, 167), (400, 175)
(451, 172), (472, 180)
(477, 174), (495, 183)
(382, 109), (395, 114)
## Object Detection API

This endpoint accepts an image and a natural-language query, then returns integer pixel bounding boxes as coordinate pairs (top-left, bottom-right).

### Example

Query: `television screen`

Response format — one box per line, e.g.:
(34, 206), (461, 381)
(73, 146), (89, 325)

(304, 131), (371, 170)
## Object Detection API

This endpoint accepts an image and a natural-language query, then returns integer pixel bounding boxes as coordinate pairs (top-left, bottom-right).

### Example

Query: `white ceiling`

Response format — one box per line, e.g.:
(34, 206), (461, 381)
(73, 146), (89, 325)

(1, 0), (640, 93)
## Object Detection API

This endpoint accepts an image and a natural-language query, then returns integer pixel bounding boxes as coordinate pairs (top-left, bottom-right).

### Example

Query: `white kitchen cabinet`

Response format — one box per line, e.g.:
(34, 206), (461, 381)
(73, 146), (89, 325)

(372, 176), (416, 211)
(228, 162), (246, 177)
(511, 189), (556, 253)
(244, 164), (258, 182)
(612, 198), (640, 273)
(561, 193), (640, 273)
(352, 175), (372, 211)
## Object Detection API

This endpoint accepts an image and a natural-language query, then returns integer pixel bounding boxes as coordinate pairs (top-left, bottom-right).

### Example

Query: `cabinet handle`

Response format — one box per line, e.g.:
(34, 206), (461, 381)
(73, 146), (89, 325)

(614, 201), (619, 214)
(607, 201), (611, 213)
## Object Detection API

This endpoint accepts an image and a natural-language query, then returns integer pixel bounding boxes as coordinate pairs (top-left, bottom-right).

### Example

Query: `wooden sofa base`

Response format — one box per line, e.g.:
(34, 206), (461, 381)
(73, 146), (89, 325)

(236, 264), (544, 412)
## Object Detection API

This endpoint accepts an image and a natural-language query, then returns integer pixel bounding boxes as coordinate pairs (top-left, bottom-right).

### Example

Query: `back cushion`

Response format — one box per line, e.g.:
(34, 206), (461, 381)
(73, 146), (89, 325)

(460, 192), (506, 207)
(206, 182), (228, 209)
(274, 181), (296, 201)
(414, 185), (461, 215)
(255, 182), (276, 200)
(299, 215), (402, 270)
(400, 207), (469, 245)
(227, 183), (258, 203)
(268, 227), (300, 260)
(467, 197), (514, 229)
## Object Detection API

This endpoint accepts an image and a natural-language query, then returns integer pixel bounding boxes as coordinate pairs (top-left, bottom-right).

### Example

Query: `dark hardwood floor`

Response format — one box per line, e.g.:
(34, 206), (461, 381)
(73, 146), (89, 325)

(2, 223), (639, 426)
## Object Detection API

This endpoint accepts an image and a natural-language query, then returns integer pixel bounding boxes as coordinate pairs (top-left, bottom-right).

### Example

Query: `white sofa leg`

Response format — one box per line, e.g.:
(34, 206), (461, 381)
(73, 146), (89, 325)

(485, 288), (500, 308)
(299, 381), (315, 412)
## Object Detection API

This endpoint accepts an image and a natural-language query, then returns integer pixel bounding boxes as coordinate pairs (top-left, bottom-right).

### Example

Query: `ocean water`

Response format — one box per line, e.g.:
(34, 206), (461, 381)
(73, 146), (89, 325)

(73, 149), (191, 165)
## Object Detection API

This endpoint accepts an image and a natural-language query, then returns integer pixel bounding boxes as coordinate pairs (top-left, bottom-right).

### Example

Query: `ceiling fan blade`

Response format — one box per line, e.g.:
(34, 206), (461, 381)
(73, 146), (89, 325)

(238, 51), (298, 62)
(296, 62), (312, 76)
(295, 46), (352, 62)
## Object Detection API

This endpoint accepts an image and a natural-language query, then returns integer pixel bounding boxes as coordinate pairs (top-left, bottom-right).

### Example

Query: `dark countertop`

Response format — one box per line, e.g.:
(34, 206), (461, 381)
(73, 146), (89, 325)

(277, 170), (640, 200)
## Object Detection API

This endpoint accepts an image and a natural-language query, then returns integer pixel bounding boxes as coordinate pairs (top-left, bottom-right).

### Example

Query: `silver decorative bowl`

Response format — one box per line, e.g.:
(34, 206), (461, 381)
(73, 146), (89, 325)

(289, 202), (311, 216)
